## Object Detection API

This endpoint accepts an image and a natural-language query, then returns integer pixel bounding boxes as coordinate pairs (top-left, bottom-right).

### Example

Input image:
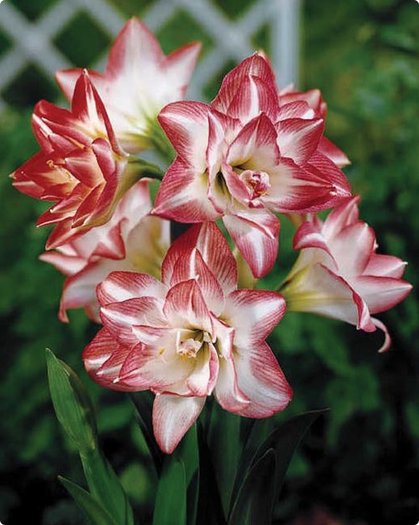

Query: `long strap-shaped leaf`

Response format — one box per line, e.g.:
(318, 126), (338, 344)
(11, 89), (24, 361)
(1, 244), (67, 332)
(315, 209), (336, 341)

(229, 410), (328, 524)
(130, 391), (164, 474)
(47, 350), (135, 525)
(228, 449), (276, 525)
(152, 458), (187, 525)
(59, 476), (119, 525)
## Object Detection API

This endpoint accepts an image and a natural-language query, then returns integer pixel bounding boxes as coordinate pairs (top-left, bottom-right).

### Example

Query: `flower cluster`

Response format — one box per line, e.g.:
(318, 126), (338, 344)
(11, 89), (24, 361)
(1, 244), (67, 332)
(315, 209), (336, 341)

(12, 18), (411, 453)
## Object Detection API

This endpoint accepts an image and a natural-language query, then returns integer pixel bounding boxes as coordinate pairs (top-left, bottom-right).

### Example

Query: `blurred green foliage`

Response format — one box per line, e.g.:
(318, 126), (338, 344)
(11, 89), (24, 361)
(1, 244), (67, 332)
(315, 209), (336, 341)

(0, 0), (418, 524)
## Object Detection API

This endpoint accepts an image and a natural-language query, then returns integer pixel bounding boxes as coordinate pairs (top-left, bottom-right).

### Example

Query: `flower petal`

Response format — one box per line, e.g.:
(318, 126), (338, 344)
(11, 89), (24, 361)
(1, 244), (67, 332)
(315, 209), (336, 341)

(226, 75), (279, 123)
(170, 248), (225, 315)
(283, 263), (375, 331)
(212, 53), (277, 115)
(83, 328), (137, 391)
(224, 289), (286, 348)
(158, 101), (210, 170)
(223, 209), (279, 278)
(153, 394), (205, 453)
(118, 333), (195, 392)
(186, 343), (219, 396)
(153, 158), (218, 222)
(365, 254), (407, 279)
(101, 296), (165, 346)
(214, 355), (250, 413)
(277, 118), (324, 164)
(226, 113), (280, 169)
(328, 222), (376, 276)
(233, 341), (292, 418)
(322, 196), (360, 239)
(318, 136), (350, 168)
(162, 222), (237, 295)
(163, 279), (212, 333)
(98, 271), (167, 305)
(355, 276), (412, 314)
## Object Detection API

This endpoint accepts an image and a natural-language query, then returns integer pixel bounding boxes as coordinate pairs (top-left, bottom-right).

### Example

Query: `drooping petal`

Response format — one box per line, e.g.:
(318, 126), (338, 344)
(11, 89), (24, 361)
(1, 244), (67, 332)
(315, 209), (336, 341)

(224, 289), (286, 348)
(214, 356), (250, 413)
(223, 208), (279, 278)
(233, 341), (292, 418)
(153, 394), (205, 454)
(371, 318), (392, 353)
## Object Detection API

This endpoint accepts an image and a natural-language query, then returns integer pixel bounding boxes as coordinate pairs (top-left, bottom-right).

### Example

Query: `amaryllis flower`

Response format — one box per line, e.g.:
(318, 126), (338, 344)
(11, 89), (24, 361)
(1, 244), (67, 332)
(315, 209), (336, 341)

(56, 18), (201, 154)
(12, 72), (140, 249)
(278, 85), (350, 168)
(41, 180), (170, 323)
(83, 222), (292, 453)
(153, 53), (351, 278)
(280, 196), (412, 352)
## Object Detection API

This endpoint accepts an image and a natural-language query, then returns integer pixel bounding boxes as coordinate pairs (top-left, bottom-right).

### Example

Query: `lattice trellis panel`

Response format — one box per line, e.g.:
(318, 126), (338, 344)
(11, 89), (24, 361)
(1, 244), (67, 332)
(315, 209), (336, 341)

(0, 0), (300, 112)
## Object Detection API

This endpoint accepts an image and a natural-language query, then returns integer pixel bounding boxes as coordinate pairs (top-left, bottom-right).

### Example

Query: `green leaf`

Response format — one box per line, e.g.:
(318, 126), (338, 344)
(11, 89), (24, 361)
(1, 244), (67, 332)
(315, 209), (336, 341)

(46, 349), (97, 454)
(196, 427), (227, 525)
(47, 351), (134, 525)
(152, 458), (186, 525)
(231, 410), (327, 515)
(59, 476), (119, 525)
(81, 448), (135, 525)
(208, 406), (241, 516)
(130, 391), (163, 474)
(174, 424), (199, 525)
(228, 449), (276, 525)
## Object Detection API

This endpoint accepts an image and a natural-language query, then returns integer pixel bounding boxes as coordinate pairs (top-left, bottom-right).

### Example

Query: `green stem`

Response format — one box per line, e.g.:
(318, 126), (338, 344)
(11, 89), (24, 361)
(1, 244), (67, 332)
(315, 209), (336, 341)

(128, 157), (165, 181)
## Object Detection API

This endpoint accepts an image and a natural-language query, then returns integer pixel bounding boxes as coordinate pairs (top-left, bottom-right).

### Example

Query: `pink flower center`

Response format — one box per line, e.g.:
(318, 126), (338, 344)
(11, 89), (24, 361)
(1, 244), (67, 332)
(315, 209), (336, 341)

(240, 170), (271, 199)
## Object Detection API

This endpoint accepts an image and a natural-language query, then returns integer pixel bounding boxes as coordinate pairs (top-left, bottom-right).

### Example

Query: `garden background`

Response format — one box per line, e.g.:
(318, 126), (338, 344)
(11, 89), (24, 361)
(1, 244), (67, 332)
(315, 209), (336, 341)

(0, 0), (418, 523)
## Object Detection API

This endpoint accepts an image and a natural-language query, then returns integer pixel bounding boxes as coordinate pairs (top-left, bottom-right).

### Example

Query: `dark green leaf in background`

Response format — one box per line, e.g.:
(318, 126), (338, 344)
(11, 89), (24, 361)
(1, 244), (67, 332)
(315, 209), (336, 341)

(152, 458), (186, 525)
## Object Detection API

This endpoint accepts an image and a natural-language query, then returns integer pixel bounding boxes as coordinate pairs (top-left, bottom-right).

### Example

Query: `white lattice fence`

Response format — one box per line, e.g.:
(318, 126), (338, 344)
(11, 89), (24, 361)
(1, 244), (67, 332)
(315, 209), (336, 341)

(0, 0), (300, 112)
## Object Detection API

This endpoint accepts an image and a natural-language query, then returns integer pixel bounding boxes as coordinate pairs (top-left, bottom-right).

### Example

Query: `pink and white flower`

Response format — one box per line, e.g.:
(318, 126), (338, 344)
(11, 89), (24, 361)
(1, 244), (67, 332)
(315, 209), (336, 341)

(281, 196), (412, 351)
(278, 85), (350, 169)
(56, 18), (201, 153)
(153, 54), (352, 278)
(12, 72), (139, 249)
(40, 180), (170, 323)
(83, 222), (292, 453)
